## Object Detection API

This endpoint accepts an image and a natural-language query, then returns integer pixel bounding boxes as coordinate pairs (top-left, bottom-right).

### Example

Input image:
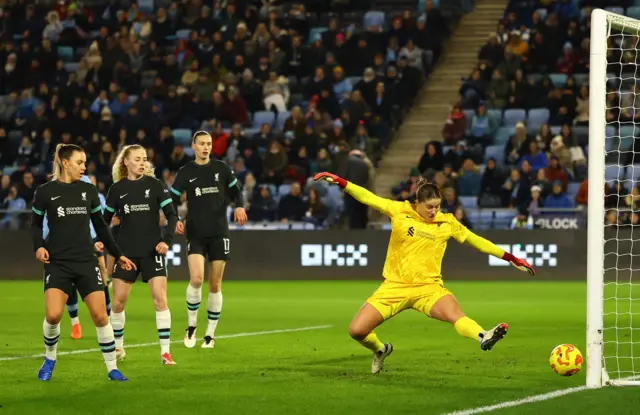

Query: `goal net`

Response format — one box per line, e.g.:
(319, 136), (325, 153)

(589, 9), (640, 387)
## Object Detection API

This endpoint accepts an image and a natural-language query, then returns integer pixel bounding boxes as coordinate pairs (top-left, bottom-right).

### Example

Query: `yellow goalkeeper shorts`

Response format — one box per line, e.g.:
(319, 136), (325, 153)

(366, 280), (452, 320)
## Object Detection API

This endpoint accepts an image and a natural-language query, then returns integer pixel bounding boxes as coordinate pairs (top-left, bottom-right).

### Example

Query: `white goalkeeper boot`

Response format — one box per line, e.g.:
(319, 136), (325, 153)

(371, 343), (394, 374)
(480, 323), (508, 351)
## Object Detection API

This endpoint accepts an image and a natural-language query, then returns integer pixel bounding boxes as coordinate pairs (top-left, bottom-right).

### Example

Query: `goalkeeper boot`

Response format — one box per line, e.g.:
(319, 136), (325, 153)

(480, 323), (508, 351)
(371, 343), (393, 374)
(37, 358), (56, 381)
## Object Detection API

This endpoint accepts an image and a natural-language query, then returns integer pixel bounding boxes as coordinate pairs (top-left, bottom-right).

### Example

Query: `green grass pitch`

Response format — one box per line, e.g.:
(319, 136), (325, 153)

(1, 280), (639, 415)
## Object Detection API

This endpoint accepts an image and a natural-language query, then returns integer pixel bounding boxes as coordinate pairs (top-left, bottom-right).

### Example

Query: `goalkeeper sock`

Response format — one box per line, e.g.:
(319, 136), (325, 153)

(358, 332), (385, 353)
(454, 316), (485, 342)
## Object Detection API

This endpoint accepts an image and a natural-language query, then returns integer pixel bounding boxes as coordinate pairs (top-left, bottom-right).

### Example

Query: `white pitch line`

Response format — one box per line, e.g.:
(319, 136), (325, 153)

(441, 386), (589, 415)
(0, 325), (333, 362)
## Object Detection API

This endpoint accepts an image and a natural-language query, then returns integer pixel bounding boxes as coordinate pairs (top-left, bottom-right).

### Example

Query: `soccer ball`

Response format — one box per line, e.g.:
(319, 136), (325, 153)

(549, 344), (583, 376)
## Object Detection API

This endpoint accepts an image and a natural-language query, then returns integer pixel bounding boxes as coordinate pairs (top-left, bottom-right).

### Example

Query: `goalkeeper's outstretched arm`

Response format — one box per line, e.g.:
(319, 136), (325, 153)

(313, 172), (394, 216)
(464, 233), (536, 275)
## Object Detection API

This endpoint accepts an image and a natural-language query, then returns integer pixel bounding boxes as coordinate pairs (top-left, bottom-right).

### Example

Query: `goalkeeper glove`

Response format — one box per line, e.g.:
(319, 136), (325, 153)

(502, 252), (536, 275)
(313, 172), (348, 189)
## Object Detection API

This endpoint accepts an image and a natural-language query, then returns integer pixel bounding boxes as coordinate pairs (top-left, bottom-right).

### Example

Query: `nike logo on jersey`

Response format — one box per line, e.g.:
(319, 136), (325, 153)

(120, 194), (128, 199)
(155, 267), (163, 271)
(406, 215), (411, 219)
(189, 178), (197, 182)
(51, 196), (60, 200)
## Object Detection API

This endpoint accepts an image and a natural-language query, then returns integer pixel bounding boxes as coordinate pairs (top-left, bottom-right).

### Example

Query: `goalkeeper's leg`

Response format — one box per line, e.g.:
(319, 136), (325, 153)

(429, 294), (508, 351)
(349, 303), (393, 374)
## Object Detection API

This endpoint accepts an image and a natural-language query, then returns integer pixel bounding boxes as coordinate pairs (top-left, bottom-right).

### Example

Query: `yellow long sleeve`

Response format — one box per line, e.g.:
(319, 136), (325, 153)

(464, 232), (506, 258)
(344, 182), (392, 215)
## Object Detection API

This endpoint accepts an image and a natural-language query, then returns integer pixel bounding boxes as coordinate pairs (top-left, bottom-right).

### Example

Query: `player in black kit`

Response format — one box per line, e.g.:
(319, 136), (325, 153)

(103, 144), (178, 365)
(170, 131), (248, 348)
(31, 144), (135, 382)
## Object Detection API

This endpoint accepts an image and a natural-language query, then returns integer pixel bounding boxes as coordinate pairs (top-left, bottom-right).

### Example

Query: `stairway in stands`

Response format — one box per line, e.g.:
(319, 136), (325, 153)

(373, 0), (509, 199)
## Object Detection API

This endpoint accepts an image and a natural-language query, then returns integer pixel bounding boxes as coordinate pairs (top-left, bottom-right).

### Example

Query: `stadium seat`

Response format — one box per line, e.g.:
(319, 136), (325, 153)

(183, 147), (195, 158)
(567, 182), (581, 199)
(64, 62), (79, 72)
(487, 109), (502, 125)
(605, 164), (625, 182)
(485, 145), (505, 164)
(535, 8), (548, 20)
(57, 46), (74, 62)
(278, 184), (291, 199)
(138, 0), (154, 14)
(172, 128), (192, 146)
(347, 77), (362, 86)
(363, 11), (385, 29)
(459, 196), (476, 209)
(503, 109), (526, 126)
(494, 209), (514, 228)
(308, 27), (328, 43)
(573, 74), (589, 86)
(527, 108), (550, 129)
(2, 164), (18, 176)
(176, 29), (191, 40)
(275, 111), (290, 132)
(8, 129), (23, 142)
(493, 127), (512, 146)
(549, 73), (568, 87)
(253, 111), (276, 129)
(605, 6), (624, 15)
(619, 125), (637, 151)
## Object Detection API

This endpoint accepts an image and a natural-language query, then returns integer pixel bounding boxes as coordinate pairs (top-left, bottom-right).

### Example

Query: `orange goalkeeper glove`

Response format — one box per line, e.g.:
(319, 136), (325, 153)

(313, 172), (348, 189)
(502, 252), (536, 275)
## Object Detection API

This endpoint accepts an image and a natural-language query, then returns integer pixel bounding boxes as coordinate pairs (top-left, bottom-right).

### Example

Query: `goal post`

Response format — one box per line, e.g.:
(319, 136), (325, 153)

(588, 8), (640, 388)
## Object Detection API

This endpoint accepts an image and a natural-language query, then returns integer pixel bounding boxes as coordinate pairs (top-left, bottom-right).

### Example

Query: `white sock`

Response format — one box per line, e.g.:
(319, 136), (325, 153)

(186, 284), (202, 328)
(205, 291), (223, 338)
(96, 324), (118, 373)
(156, 309), (171, 355)
(43, 319), (60, 360)
(71, 317), (79, 326)
(110, 311), (125, 349)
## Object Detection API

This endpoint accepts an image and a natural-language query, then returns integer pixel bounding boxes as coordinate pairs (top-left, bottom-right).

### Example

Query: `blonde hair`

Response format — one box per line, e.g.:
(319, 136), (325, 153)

(52, 143), (84, 180)
(112, 144), (155, 183)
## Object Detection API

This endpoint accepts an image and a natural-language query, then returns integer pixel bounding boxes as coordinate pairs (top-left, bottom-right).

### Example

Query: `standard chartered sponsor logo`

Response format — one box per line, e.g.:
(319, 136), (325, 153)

(58, 206), (87, 217)
(123, 204), (151, 214)
(195, 187), (219, 196)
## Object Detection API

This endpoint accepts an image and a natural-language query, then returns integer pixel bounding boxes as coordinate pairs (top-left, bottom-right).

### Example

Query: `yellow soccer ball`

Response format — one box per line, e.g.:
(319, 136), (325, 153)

(550, 344), (583, 376)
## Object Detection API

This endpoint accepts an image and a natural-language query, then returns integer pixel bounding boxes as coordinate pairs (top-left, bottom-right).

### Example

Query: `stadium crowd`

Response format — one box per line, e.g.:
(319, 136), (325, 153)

(0, 0), (452, 230)
(394, 0), (635, 229)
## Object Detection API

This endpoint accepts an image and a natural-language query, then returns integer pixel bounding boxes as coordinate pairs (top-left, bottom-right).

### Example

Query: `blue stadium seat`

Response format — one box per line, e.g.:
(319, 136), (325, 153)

(567, 182), (581, 199)
(503, 109), (526, 126)
(619, 125), (637, 151)
(57, 46), (74, 62)
(278, 184), (291, 198)
(535, 8), (548, 20)
(2, 165), (18, 176)
(607, 72), (620, 89)
(527, 108), (550, 129)
(253, 111), (276, 129)
(138, 0), (154, 14)
(487, 109), (502, 125)
(485, 145), (505, 164)
(605, 6), (624, 15)
(606, 125), (617, 152)
(347, 76), (362, 86)
(493, 127), (512, 146)
(459, 196), (476, 209)
(183, 147), (195, 158)
(573, 74), (589, 85)
(275, 111), (290, 132)
(308, 27), (328, 43)
(494, 209), (514, 229)
(64, 62), (79, 72)
(549, 73), (568, 87)
(605, 165), (625, 181)
(176, 29), (191, 40)
(363, 11), (385, 29)
(631, 166), (640, 181)
(172, 129), (192, 146)
(8, 129), (23, 142)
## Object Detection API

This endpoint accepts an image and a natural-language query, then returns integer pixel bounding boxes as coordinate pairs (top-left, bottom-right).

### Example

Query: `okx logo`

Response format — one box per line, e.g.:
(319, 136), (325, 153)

(301, 244), (368, 267)
(488, 244), (558, 267)
(407, 227), (415, 237)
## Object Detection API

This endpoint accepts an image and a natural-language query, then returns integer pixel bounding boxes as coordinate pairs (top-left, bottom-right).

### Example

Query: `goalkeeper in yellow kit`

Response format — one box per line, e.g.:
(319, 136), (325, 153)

(314, 173), (536, 374)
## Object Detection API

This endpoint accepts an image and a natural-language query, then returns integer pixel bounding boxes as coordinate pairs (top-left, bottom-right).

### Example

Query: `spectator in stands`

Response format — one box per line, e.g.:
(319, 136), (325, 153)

(0, 185), (25, 230)
(575, 85), (589, 125)
(468, 103), (497, 148)
(520, 140), (548, 172)
(532, 168), (550, 199)
(457, 158), (481, 196)
(479, 157), (505, 206)
(248, 186), (278, 222)
(19, 171), (35, 207)
(505, 122), (528, 164)
(303, 188), (330, 228)
(262, 141), (288, 186)
(278, 182), (306, 223)
(242, 173), (257, 213)
(607, 181), (627, 209)
(442, 105), (466, 145)
(441, 186), (458, 213)
(544, 180), (574, 209)
(535, 123), (553, 152)
(502, 168), (522, 208)
(576, 179), (609, 206)
(605, 210), (619, 227)
(528, 185), (544, 217)
(544, 155), (569, 191)
(418, 141), (444, 175)
(510, 207), (534, 230)
(454, 206), (473, 230)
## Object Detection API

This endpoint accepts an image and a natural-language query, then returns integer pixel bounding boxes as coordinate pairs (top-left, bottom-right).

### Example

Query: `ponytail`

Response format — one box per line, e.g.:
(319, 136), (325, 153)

(112, 144), (155, 183)
(52, 143), (83, 180)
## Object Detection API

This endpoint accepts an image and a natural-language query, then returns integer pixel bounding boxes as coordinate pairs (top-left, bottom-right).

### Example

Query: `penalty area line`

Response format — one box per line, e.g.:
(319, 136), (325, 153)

(0, 324), (333, 362)
(441, 386), (589, 415)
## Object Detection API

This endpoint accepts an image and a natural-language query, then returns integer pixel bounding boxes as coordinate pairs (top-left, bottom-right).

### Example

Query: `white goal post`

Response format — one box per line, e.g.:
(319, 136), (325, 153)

(588, 8), (640, 388)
